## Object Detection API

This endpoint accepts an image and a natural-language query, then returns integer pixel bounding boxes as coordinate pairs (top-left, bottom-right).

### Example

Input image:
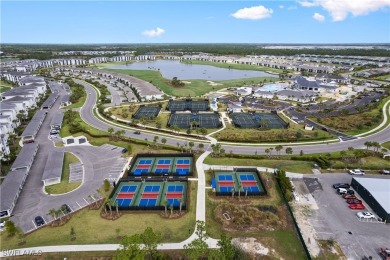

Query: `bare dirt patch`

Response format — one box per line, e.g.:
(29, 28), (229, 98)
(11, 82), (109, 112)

(207, 80), (222, 86)
(233, 237), (270, 257)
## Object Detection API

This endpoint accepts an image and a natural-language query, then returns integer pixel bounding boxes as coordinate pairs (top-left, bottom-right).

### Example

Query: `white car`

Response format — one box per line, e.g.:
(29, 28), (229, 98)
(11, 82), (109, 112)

(349, 169), (365, 175)
(356, 211), (375, 219)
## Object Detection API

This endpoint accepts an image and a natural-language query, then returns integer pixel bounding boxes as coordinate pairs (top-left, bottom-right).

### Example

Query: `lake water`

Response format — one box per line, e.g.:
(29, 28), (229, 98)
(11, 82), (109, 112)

(106, 60), (278, 81)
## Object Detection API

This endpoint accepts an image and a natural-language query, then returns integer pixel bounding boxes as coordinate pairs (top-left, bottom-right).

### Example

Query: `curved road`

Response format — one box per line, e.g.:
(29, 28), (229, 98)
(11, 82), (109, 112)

(76, 79), (390, 155)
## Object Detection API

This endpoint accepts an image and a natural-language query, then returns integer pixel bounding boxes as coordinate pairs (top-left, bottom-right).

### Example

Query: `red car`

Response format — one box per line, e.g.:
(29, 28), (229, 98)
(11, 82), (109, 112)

(346, 198), (362, 204)
(349, 204), (365, 210)
(342, 194), (357, 199)
(380, 248), (390, 260)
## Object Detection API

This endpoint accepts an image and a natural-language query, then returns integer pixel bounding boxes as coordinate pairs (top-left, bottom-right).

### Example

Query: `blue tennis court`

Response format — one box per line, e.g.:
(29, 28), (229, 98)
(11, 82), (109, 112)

(239, 175), (255, 181)
(139, 160), (153, 164)
(155, 169), (169, 174)
(138, 199), (157, 206)
(158, 159), (171, 164)
(116, 198), (132, 207)
(167, 198), (180, 206)
(144, 185), (161, 192)
(177, 159), (190, 164)
(219, 186), (234, 192)
(245, 186), (260, 192)
(176, 169), (189, 175)
(218, 175), (233, 181)
(120, 185), (137, 192)
(167, 185), (184, 192)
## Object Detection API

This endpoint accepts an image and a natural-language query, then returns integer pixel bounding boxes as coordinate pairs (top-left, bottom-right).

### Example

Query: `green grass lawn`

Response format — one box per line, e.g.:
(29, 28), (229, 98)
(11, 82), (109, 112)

(0, 80), (13, 93)
(104, 68), (278, 97)
(65, 86), (87, 109)
(45, 152), (81, 195)
(181, 60), (285, 74)
(204, 157), (314, 174)
(0, 181), (196, 249)
(214, 120), (334, 143)
(382, 141), (390, 150)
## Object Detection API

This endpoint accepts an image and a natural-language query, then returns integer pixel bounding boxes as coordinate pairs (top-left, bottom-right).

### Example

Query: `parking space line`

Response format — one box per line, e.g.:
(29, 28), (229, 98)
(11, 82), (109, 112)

(32, 220), (37, 229)
(76, 201), (82, 208)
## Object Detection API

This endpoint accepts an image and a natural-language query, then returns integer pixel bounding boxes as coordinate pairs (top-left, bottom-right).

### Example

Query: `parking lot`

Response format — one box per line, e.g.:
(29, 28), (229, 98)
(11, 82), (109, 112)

(298, 174), (390, 259)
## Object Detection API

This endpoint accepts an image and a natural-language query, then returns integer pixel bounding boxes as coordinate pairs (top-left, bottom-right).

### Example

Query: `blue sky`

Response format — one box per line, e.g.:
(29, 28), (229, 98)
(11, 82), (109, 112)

(1, 1), (389, 44)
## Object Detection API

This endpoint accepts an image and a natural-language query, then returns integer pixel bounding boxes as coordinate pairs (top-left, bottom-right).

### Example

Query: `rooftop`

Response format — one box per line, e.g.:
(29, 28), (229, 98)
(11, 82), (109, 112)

(353, 177), (390, 213)
(11, 143), (39, 170)
(42, 151), (65, 181)
(0, 168), (28, 212)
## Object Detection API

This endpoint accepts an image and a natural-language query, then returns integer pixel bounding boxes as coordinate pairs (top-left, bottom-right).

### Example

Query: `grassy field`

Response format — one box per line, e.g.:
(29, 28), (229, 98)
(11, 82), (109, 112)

(65, 84), (87, 109)
(204, 157), (314, 174)
(382, 141), (390, 150)
(45, 153), (81, 195)
(0, 80), (13, 93)
(104, 68), (278, 97)
(205, 172), (306, 259)
(312, 96), (390, 135)
(181, 60), (285, 74)
(214, 116), (334, 143)
(0, 181), (196, 249)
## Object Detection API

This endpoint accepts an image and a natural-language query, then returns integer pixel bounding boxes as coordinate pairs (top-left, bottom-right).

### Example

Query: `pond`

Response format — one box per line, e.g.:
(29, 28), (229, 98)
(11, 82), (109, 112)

(106, 60), (278, 81)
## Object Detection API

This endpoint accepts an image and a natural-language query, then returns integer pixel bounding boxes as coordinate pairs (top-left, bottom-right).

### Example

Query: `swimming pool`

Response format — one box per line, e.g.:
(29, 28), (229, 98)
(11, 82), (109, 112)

(259, 84), (286, 92)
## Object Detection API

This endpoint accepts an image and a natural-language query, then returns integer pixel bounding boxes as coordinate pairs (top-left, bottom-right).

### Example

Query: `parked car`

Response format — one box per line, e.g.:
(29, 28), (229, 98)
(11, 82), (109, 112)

(61, 204), (72, 214)
(349, 169), (365, 175)
(333, 183), (350, 189)
(356, 211), (375, 219)
(346, 198), (362, 204)
(133, 131), (141, 135)
(342, 194), (357, 199)
(349, 203), (365, 210)
(337, 188), (349, 195)
(121, 148), (128, 154)
(34, 216), (45, 227)
(380, 248), (390, 260)
(379, 169), (390, 175)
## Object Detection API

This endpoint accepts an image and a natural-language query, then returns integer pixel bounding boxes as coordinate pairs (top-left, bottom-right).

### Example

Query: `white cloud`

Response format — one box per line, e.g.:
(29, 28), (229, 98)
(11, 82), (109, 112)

(299, 0), (390, 21)
(231, 5), (273, 20)
(313, 12), (325, 21)
(299, 1), (317, 7)
(279, 5), (284, 9)
(142, 27), (165, 37)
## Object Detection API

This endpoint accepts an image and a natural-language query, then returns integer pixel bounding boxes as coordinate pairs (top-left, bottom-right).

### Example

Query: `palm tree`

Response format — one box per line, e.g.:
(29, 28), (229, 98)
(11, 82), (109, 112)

(275, 145), (283, 156)
(108, 127), (114, 139)
(161, 138), (167, 146)
(269, 147), (274, 156)
(178, 198), (182, 214)
(238, 184), (242, 199)
(49, 208), (57, 220)
(364, 141), (372, 150)
(115, 201), (119, 217)
(231, 187), (235, 198)
(188, 142), (194, 152)
(245, 186), (248, 198)
(57, 208), (64, 225)
(169, 204), (174, 216)
(265, 148), (270, 157)
(106, 200), (113, 216)
(162, 199), (168, 216)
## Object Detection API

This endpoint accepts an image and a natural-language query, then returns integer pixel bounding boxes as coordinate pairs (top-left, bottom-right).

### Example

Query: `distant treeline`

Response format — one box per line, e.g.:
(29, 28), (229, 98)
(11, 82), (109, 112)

(2, 44), (389, 58)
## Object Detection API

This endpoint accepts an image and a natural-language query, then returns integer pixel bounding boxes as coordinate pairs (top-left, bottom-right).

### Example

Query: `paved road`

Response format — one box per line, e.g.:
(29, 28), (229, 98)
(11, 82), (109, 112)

(10, 86), (125, 233)
(76, 79), (390, 156)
